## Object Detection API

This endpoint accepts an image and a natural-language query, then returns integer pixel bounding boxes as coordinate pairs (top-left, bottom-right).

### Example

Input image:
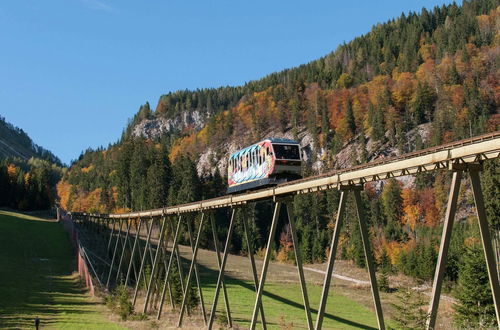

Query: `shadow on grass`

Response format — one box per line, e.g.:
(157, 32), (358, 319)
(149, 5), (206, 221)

(0, 211), (111, 329)
(193, 265), (377, 330)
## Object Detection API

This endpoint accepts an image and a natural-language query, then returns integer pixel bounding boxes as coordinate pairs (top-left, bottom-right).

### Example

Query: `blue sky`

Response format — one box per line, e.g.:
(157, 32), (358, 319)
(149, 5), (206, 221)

(0, 0), (458, 165)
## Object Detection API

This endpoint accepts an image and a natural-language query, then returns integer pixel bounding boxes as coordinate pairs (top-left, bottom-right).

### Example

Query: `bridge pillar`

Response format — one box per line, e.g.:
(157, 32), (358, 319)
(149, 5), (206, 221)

(316, 186), (385, 330)
(353, 188), (385, 330)
(249, 202), (281, 330)
(316, 190), (347, 330)
(285, 200), (314, 329)
(427, 163), (500, 329)
(427, 170), (462, 329)
(115, 218), (132, 284)
(144, 214), (168, 313)
(187, 214), (208, 322)
(242, 207), (265, 328)
(157, 214), (184, 319)
(208, 207), (237, 328)
(178, 213), (207, 326)
(125, 217), (142, 287)
(106, 218), (124, 288)
(469, 168), (500, 326)
(133, 216), (154, 306)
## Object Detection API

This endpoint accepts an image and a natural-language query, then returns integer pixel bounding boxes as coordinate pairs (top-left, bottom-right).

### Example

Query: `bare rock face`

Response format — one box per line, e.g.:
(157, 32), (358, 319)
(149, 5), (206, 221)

(132, 110), (206, 139)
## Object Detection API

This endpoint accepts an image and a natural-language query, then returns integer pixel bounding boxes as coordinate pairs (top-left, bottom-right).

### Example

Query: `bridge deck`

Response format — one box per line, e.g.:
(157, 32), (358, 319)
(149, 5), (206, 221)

(71, 131), (499, 219)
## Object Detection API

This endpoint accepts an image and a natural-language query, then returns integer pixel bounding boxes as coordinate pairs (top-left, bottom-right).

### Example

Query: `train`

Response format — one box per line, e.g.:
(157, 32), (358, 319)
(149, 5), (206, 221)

(227, 138), (303, 194)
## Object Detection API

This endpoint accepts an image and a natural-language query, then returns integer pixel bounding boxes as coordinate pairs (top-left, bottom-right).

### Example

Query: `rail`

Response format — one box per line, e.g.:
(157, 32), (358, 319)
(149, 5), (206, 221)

(72, 131), (500, 219)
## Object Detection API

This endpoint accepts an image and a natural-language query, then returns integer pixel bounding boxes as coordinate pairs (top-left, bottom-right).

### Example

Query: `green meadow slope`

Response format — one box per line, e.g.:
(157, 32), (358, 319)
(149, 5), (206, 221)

(0, 210), (123, 329)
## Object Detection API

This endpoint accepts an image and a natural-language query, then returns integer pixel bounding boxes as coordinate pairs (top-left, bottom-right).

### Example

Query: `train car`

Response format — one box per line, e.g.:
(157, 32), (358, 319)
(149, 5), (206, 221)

(227, 138), (302, 194)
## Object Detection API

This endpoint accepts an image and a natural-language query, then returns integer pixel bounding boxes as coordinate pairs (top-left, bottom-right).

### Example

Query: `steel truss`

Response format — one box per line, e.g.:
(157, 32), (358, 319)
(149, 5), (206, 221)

(67, 132), (500, 329)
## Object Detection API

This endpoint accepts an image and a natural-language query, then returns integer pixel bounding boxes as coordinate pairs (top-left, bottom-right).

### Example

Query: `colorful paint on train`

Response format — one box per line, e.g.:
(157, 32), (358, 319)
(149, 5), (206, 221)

(227, 138), (302, 194)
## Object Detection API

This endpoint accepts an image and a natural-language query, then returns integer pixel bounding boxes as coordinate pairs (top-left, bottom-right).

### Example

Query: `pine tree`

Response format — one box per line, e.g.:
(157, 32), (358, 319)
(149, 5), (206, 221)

(454, 243), (497, 328)
(378, 269), (390, 293)
(300, 226), (312, 263)
(391, 288), (428, 329)
(411, 81), (436, 125)
(371, 104), (385, 142)
(358, 133), (368, 163)
(381, 179), (404, 241)
(345, 97), (356, 135)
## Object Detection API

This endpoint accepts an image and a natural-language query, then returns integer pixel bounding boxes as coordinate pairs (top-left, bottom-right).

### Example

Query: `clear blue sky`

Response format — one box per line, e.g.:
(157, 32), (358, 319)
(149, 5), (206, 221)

(0, 0), (458, 165)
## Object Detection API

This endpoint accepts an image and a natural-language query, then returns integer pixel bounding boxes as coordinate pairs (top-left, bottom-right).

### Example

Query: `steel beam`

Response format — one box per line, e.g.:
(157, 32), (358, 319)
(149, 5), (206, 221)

(186, 215), (207, 323)
(210, 212), (233, 327)
(168, 218), (186, 295)
(124, 218), (140, 286)
(133, 217), (154, 306)
(316, 190), (347, 330)
(143, 215), (168, 313)
(125, 218), (142, 287)
(106, 218), (116, 253)
(208, 208), (237, 329)
(250, 202), (281, 330)
(178, 213), (206, 326)
(286, 202), (313, 329)
(427, 171), (462, 329)
(470, 169), (500, 326)
(353, 189), (385, 330)
(241, 208), (265, 328)
(106, 219), (124, 288)
(157, 215), (183, 320)
(115, 218), (132, 284)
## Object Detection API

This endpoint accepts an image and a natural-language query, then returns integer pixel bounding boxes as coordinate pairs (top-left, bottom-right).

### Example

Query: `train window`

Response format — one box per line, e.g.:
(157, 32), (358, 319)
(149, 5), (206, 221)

(272, 144), (300, 160)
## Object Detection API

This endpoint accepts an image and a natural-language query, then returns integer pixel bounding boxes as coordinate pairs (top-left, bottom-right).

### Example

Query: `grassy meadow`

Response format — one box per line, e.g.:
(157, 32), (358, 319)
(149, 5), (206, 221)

(0, 210), (123, 329)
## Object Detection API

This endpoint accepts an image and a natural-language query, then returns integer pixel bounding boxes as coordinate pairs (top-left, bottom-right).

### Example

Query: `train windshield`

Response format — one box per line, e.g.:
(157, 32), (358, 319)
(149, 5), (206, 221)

(272, 144), (300, 160)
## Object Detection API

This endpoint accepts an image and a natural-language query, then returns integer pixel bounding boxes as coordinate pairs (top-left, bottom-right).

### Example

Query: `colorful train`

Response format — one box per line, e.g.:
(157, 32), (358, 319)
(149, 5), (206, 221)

(227, 138), (303, 194)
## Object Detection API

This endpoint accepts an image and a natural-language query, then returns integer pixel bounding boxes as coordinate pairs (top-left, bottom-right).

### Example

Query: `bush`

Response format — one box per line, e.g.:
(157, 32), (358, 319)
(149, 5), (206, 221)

(378, 269), (390, 293)
(104, 285), (134, 321)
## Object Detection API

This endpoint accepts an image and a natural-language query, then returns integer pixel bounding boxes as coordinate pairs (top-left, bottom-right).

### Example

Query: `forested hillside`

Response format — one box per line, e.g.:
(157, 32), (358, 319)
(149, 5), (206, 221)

(0, 116), (63, 210)
(58, 0), (499, 326)
(0, 116), (61, 165)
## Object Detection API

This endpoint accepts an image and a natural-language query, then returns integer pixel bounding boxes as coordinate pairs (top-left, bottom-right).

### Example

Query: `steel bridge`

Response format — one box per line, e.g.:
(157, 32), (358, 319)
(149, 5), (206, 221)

(68, 131), (500, 329)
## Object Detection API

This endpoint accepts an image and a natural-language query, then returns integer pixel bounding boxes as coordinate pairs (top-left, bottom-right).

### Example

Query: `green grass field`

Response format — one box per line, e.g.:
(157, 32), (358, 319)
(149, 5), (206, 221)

(0, 210), (123, 329)
(198, 278), (379, 329)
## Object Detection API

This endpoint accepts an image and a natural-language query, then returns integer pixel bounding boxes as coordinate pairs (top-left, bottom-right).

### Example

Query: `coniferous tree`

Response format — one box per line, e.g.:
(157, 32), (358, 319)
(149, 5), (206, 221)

(345, 97), (356, 135)
(454, 243), (497, 328)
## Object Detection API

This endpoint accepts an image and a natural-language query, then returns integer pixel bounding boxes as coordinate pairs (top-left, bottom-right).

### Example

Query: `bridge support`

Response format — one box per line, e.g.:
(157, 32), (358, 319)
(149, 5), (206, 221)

(427, 165), (500, 329)
(187, 215), (208, 322)
(250, 202), (281, 330)
(353, 189), (385, 330)
(178, 213), (207, 326)
(285, 201), (314, 329)
(316, 186), (385, 330)
(208, 208), (237, 328)
(157, 214), (183, 319)
(144, 215), (168, 313)
(211, 212), (234, 328)
(316, 190), (347, 329)
(133, 216), (154, 306)
(125, 217), (142, 287)
(115, 218), (132, 284)
(106, 219), (124, 288)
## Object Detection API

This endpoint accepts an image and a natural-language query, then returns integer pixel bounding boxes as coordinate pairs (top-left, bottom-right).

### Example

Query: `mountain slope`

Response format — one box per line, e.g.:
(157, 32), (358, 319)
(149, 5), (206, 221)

(0, 116), (62, 165)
